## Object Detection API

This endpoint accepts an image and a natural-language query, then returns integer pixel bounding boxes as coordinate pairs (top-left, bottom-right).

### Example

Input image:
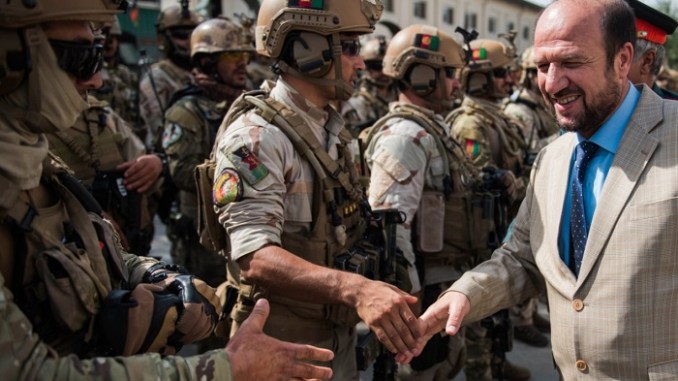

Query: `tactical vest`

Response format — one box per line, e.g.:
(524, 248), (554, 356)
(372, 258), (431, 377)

(165, 89), (228, 220)
(0, 153), (127, 357)
(504, 88), (559, 142)
(197, 91), (370, 339)
(446, 100), (528, 178)
(365, 104), (494, 275)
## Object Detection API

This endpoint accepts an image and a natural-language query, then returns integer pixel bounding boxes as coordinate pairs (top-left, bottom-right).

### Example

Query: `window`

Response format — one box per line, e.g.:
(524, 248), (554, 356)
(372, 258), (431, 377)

(414, 1), (427, 19)
(464, 13), (477, 29)
(507, 22), (515, 32)
(488, 17), (496, 33)
(523, 26), (530, 40)
(384, 0), (394, 12)
(443, 7), (455, 25)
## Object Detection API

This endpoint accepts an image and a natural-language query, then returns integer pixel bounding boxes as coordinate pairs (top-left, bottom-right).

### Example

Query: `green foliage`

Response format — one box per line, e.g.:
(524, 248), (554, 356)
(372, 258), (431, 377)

(655, 0), (678, 67)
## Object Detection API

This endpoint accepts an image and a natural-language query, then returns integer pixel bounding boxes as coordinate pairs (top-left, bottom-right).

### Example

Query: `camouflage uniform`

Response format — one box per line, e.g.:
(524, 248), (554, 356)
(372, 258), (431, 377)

(214, 79), (365, 380)
(95, 61), (142, 139)
(504, 88), (559, 153)
(341, 78), (394, 136)
(366, 102), (491, 381)
(139, 59), (193, 149)
(163, 89), (229, 286)
(46, 95), (157, 256)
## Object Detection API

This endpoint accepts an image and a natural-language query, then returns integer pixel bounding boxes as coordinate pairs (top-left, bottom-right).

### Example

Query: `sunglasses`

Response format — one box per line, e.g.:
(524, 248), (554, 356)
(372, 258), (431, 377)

(218, 51), (252, 64)
(444, 67), (457, 79)
(341, 39), (361, 57)
(492, 67), (510, 78)
(169, 28), (192, 40)
(49, 39), (104, 81)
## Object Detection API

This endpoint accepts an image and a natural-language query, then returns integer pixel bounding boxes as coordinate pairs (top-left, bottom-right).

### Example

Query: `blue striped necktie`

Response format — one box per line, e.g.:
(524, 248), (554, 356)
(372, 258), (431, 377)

(570, 141), (599, 277)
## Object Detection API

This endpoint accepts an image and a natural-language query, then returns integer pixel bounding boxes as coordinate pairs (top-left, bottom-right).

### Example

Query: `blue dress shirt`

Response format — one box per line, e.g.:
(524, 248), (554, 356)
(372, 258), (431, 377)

(559, 83), (641, 268)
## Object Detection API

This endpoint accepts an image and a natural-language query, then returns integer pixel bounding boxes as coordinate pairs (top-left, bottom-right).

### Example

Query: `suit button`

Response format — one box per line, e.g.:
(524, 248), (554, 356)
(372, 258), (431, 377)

(576, 359), (588, 372)
(572, 299), (584, 311)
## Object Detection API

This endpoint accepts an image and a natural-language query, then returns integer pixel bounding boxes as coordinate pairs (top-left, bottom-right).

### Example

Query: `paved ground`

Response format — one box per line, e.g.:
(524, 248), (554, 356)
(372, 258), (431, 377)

(150, 218), (558, 380)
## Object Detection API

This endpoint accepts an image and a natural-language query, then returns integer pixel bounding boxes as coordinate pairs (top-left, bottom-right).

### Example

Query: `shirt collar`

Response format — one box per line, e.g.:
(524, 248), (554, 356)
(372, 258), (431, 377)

(578, 82), (640, 154)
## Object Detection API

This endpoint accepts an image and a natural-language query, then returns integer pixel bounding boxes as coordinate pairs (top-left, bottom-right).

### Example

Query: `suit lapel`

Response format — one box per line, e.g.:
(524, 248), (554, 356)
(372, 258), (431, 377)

(577, 87), (662, 284)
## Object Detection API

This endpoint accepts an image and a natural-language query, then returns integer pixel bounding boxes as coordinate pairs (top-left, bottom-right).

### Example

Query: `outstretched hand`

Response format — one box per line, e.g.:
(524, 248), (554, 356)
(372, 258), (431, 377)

(395, 291), (470, 364)
(226, 299), (335, 381)
(117, 154), (162, 193)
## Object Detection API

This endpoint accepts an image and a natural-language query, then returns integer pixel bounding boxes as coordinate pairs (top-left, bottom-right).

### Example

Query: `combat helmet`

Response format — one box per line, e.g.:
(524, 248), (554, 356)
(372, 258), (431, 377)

(156, 5), (201, 67)
(383, 24), (464, 101)
(191, 17), (254, 58)
(462, 38), (517, 98)
(0, 0), (127, 96)
(255, 0), (384, 100)
(156, 5), (202, 33)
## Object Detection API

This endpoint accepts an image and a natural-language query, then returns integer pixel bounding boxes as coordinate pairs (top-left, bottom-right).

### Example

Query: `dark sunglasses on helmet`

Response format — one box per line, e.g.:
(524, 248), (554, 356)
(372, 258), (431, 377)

(341, 39), (361, 57)
(492, 67), (510, 78)
(169, 28), (192, 40)
(49, 39), (104, 81)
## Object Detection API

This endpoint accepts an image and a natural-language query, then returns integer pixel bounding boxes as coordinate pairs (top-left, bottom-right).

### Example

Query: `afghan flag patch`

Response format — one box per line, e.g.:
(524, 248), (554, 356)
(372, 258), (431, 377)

(415, 34), (439, 51)
(227, 145), (270, 185)
(465, 139), (480, 159)
(289, 0), (324, 9)
(213, 168), (242, 206)
(472, 48), (487, 60)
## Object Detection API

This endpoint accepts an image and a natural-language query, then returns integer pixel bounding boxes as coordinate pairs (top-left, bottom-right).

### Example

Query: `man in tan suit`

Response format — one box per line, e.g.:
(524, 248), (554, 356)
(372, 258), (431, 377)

(407, 0), (678, 379)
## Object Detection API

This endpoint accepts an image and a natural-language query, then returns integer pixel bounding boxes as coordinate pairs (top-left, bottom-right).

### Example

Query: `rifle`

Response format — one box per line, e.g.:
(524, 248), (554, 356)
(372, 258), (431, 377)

(354, 207), (406, 381)
(481, 309), (513, 381)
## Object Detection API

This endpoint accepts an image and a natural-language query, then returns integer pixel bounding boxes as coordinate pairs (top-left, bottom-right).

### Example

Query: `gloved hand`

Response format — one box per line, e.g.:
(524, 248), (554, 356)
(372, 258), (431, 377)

(481, 166), (518, 203)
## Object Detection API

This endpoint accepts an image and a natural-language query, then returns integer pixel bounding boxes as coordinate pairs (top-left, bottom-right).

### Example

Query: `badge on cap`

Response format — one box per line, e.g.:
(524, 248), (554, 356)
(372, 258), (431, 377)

(227, 145), (270, 185)
(213, 168), (242, 206)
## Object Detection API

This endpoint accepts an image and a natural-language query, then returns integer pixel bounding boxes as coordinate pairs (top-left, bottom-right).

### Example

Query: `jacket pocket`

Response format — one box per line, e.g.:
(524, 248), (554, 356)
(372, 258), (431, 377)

(627, 197), (678, 221)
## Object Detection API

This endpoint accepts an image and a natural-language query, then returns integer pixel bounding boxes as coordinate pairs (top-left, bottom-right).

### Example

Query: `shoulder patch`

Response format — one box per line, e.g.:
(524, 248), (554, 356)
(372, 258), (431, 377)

(162, 123), (184, 150)
(227, 145), (269, 185)
(213, 168), (242, 206)
(465, 139), (481, 159)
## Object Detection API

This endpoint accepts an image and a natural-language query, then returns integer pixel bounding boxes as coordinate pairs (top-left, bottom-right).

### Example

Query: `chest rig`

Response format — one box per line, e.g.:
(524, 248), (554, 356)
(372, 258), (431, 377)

(367, 104), (495, 274)
(213, 91), (373, 335)
(0, 153), (127, 357)
(446, 101), (528, 177)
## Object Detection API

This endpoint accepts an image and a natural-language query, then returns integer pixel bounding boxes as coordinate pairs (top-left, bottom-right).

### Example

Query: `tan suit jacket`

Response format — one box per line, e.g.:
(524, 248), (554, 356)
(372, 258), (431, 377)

(451, 85), (678, 380)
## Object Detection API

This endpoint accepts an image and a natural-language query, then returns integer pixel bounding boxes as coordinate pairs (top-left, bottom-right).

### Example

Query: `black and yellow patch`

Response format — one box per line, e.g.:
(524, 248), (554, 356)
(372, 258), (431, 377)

(213, 168), (242, 206)
(227, 145), (269, 185)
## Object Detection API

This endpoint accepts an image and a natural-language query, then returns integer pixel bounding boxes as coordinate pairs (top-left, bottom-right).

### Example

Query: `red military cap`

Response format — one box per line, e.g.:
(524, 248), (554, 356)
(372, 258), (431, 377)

(626, 0), (677, 45)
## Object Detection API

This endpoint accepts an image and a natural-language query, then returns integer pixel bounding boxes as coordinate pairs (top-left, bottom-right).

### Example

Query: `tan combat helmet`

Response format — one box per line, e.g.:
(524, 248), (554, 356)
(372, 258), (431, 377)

(462, 38), (516, 97)
(0, 0), (127, 96)
(156, 5), (201, 60)
(520, 46), (536, 70)
(383, 24), (464, 100)
(156, 5), (202, 33)
(191, 17), (254, 58)
(361, 35), (388, 64)
(255, 0), (384, 100)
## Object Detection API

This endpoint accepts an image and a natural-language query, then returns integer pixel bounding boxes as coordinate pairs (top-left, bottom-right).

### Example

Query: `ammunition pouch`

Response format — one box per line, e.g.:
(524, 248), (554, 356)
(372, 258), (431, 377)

(195, 158), (229, 254)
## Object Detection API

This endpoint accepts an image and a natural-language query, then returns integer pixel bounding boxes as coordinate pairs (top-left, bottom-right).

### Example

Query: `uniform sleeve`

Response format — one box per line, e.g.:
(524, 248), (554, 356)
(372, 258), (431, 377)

(366, 121), (433, 266)
(450, 114), (494, 168)
(163, 102), (207, 192)
(214, 114), (295, 261)
(0, 272), (233, 381)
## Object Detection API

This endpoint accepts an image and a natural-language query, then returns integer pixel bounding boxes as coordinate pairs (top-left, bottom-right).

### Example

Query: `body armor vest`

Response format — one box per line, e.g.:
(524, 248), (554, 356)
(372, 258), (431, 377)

(0, 153), (127, 357)
(217, 92), (370, 339)
(505, 88), (559, 142)
(446, 99), (528, 177)
(366, 104), (494, 274)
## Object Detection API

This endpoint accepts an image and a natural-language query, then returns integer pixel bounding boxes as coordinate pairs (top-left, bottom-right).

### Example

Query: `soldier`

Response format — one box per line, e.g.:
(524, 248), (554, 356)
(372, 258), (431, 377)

(139, 5), (201, 150)
(93, 18), (142, 138)
(445, 38), (532, 381)
(363, 24), (518, 381)
(46, 95), (163, 256)
(502, 45), (557, 350)
(626, 0), (678, 100)
(163, 17), (253, 286)
(0, 1), (337, 380)
(213, 0), (425, 379)
(341, 34), (397, 136)
(504, 46), (560, 154)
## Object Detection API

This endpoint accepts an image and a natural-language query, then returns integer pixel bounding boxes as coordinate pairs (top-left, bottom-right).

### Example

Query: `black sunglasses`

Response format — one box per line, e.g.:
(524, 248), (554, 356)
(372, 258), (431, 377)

(169, 28), (192, 40)
(341, 39), (361, 57)
(49, 39), (104, 81)
(444, 67), (457, 79)
(492, 67), (510, 78)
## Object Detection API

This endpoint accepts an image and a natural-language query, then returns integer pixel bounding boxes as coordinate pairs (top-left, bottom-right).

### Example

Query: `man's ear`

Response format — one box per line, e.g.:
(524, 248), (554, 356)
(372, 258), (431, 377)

(617, 41), (635, 77)
(639, 49), (656, 75)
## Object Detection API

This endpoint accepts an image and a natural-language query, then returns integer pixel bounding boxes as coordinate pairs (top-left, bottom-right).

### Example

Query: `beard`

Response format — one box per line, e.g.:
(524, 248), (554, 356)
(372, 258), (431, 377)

(548, 68), (621, 135)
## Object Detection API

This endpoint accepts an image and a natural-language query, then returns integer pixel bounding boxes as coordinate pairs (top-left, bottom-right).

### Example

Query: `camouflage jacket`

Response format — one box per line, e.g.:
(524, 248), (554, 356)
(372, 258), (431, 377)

(503, 87), (559, 152)
(94, 62), (142, 138)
